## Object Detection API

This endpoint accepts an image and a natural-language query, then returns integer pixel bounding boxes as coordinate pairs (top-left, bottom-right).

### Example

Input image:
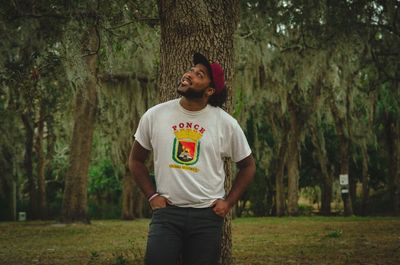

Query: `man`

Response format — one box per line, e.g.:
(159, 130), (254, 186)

(129, 52), (255, 265)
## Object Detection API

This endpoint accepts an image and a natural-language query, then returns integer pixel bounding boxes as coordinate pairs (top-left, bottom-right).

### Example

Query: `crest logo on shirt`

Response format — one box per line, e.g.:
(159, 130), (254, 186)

(172, 122), (205, 165)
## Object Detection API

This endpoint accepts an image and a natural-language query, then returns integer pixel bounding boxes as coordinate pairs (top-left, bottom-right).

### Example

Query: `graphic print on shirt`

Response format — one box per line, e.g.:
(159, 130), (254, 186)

(171, 122), (205, 165)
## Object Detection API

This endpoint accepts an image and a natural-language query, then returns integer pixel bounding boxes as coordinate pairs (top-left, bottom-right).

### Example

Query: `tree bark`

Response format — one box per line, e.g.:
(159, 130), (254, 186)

(122, 166), (144, 219)
(121, 167), (135, 220)
(21, 112), (37, 220)
(287, 93), (301, 216)
(35, 101), (47, 219)
(275, 129), (288, 216)
(384, 112), (400, 215)
(219, 159), (234, 265)
(10, 180), (16, 221)
(329, 98), (353, 216)
(310, 124), (332, 215)
(395, 122), (400, 215)
(361, 145), (369, 216)
(158, 1), (239, 263)
(61, 25), (98, 223)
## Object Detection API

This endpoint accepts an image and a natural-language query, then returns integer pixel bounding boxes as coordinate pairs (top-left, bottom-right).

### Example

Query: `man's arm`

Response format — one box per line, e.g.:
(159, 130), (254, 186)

(213, 154), (256, 217)
(129, 140), (154, 198)
(128, 140), (168, 209)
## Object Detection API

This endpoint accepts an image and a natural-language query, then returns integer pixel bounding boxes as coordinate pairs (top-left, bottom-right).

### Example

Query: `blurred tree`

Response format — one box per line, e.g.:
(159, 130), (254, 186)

(371, 0), (400, 214)
(94, 0), (159, 220)
(61, 21), (99, 223)
(234, 0), (400, 217)
(0, 0), (68, 220)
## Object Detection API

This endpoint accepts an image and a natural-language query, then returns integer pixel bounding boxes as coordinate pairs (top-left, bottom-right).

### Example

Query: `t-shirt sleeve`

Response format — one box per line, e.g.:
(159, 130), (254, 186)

(229, 120), (252, 163)
(222, 119), (251, 163)
(133, 111), (152, 151)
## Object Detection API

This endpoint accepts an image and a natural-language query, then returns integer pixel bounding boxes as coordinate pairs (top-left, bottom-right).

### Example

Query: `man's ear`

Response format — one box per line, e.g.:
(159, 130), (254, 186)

(205, 87), (215, 97)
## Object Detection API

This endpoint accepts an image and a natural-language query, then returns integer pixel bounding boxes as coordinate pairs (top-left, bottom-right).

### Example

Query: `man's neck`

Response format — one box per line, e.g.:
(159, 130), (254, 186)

(179, 97), (208, 111)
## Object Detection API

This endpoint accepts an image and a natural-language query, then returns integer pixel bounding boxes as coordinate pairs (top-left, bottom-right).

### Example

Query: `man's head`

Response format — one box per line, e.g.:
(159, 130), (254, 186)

(177, 53), (227, 107)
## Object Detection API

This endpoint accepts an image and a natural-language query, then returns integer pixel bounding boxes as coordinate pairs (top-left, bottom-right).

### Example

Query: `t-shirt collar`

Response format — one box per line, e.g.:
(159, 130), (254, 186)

(177, 98), (210, 116)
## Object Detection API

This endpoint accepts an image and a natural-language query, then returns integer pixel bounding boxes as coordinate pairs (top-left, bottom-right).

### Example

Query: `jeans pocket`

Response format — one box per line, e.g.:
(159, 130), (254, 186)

(152, 206), (167, 212)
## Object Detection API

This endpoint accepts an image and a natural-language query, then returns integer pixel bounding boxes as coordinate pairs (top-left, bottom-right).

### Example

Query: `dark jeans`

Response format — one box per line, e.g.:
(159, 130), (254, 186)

(145, 205), (224, 265)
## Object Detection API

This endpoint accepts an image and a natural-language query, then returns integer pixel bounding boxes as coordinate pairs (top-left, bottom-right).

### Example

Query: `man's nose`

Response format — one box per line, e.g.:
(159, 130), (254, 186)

(185, 71), (193, 78)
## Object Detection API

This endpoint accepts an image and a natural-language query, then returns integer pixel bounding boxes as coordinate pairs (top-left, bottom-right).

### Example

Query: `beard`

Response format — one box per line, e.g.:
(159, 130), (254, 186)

(177, 86), (206, 99)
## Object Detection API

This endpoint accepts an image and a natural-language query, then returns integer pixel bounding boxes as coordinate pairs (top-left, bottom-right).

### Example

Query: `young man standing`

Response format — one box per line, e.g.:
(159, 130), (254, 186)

(129, 52), (255, 265)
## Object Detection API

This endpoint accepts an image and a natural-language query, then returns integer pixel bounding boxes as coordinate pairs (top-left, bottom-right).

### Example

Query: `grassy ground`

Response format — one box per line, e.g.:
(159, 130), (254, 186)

(0, 216), (399, 265)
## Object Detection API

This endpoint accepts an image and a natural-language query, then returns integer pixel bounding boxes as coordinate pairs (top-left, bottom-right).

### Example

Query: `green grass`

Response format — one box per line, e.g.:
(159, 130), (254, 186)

(0, 217), (399, 265)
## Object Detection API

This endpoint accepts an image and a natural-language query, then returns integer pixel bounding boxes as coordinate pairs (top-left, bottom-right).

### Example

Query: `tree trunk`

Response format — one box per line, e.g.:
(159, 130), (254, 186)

(385, 112), (400, 215)
(158, 1), (239, 263)
(275, 129), (288, 216)
(349, 168), (357, 211)
(339, 138), (353, 216)
(121, 167), (135, 220)
(395, 122), (400, 215)
(61, 25), (98, 223)
(329, 98), (353, 216)
(46, 112), (57, 169)
(310, 124), (332, 215)
(10, 180), (16, 221)
(360, 145), (369, 216)
(21, 112), (37, 220)
(287, 93), (301, 216)
(35, 101), (47, 219)
(219, 159), (234, 265)
(122, 166), (144, 219)
(133, 184), (144, 218)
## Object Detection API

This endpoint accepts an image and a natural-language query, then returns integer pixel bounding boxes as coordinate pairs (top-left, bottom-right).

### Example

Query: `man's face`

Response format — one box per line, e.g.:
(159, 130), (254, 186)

(177, 64), (212, 99)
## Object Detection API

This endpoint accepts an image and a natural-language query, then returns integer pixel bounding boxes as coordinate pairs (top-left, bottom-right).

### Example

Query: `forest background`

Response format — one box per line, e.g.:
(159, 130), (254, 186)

(1, 0), (399, 224)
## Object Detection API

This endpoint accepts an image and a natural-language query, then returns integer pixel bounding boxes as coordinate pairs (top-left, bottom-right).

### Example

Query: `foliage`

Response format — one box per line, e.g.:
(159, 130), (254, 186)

(88, 159), (120, 195)
(87, 159), (122, 219)
(234, 0), (400, 216)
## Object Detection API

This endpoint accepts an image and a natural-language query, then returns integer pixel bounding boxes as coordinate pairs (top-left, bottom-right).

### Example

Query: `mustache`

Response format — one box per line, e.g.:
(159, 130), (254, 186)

(177, 76), (191, 86)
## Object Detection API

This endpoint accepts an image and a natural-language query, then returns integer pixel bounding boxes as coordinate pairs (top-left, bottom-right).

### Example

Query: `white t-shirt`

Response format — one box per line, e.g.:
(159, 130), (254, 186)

(134, 98), (251, 208)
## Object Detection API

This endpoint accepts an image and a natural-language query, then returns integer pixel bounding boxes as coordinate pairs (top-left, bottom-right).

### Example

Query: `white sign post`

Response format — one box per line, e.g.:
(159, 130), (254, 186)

(339, 174), (349, 185)
(339, 174), (349, 194)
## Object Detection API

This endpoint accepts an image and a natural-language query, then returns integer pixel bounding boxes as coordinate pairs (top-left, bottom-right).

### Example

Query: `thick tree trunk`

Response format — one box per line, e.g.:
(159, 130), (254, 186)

(385, 113), (400, 215)
(287, 94), (301, 216)
(275, 130), (288, 216)
(395, 125), (400, 215)
(310, 124), (332, 215)
(158, 1), (239, 263)
(121, 167), (135, 220)
(61, 26), (98, 223)
(339, 138), (353, 216)
(395, 122), (400, 216)
(21, 112), (37, 220)
(35, 101), (47, 219)
(361, 145), (369, 215)
(158, 0), (238, 102)
(46, 113), (57, 168)
(10, 180), (16, 221)
(122, 166), (144, 219)
(349, 169), (357, 210)
(219, 159), (234, 265)
(330, 99), (353, 216)
(132, 184), (144, 218)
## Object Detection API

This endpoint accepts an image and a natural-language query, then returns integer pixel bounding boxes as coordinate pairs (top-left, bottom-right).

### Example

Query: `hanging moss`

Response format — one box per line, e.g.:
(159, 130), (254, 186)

(93, 21), (159, 173)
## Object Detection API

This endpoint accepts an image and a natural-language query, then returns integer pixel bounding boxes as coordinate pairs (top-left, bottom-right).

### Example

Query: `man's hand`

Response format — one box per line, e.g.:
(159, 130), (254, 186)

(150, 195), (169, 210)
(212, 199), (232, 218)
